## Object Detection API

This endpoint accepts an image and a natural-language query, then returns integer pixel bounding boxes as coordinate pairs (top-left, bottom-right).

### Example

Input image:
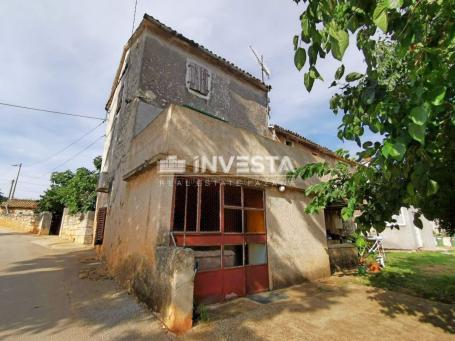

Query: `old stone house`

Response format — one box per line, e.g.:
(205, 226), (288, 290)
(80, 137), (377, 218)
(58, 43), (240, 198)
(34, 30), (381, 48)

(94, 14), (355, 333)
(0, 199), (39, 232)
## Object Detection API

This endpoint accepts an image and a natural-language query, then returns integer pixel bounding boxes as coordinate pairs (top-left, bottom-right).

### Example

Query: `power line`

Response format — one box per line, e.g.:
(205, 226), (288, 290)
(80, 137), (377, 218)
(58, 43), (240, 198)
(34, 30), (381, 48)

(0, 179), (47, 187)
(49, 135), (104, 173)
(0, 101), (105, 121)
(25, 121), (105, 168)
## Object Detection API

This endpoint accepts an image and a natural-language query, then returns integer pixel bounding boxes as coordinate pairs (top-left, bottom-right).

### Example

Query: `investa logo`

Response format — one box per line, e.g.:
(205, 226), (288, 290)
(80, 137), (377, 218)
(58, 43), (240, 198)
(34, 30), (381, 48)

(193, 155), (294, 174)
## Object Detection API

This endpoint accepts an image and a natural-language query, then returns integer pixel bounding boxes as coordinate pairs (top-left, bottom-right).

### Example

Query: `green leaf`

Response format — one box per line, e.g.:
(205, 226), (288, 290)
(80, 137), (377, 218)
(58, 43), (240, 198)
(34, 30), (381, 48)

(373, 2), (388, 32)
(427, 180), (439, 196)
(345, 72), (364, 82)
(413, 215), (423, 229)
(384, 0), (403, 9)
(294, 48), (306, 71)
(335, 64), (345, 80)
(301, 16), (311, 43)
(330, 30), (349, 60)
(293, 35), (299, 50)
(431, 86), (446, 106)
(408, 123), (425, 143)
(409, 105), (428, 125)
(309, 66), (323, 81)
(308, 44), (318, 66)
(362, 141), (373, 148)
(382, 140), (406, 160)
(304, 72), (315, 92)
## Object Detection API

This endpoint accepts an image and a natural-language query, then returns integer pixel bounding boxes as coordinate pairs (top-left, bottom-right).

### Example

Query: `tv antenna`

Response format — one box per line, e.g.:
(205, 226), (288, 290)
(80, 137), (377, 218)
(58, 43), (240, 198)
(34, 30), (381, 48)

(249, 46), (271, 83)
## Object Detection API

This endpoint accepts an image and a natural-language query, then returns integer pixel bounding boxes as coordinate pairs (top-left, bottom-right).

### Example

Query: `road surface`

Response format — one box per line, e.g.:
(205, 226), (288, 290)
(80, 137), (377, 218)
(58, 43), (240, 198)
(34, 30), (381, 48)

(0, 227), (172, 340)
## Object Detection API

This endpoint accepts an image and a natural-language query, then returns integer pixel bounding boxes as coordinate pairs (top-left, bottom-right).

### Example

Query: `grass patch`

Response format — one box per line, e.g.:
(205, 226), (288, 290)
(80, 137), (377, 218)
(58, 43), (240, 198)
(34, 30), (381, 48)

(360, 250), (455, 303)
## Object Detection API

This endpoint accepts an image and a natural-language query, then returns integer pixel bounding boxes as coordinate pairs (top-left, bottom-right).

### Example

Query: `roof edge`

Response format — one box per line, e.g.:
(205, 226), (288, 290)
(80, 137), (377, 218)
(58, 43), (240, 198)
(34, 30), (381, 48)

(273, 125), (357, 166)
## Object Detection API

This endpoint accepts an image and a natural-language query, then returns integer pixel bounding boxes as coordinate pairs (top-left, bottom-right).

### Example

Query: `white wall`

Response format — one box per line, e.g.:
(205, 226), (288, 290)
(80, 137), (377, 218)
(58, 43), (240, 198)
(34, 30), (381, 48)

(379, 207), (436, 250)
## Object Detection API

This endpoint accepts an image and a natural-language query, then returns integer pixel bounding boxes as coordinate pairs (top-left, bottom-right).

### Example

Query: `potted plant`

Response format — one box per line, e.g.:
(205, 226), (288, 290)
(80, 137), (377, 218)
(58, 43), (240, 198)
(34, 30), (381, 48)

(353, 232), (368, 275)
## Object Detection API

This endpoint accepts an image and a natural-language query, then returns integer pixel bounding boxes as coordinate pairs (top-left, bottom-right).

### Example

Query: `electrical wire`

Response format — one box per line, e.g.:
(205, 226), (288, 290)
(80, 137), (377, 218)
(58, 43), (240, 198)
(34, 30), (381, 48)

(0, 101), (105, 121)
(25, 121), (105, 168)
(48, 135), (104, 173)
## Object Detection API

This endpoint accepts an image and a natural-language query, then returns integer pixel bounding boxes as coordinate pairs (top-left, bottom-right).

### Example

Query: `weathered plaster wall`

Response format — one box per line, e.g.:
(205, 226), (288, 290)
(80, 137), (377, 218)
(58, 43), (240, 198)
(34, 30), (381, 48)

(59, 209), (95, 245)
(97, 166), (195, 332)
(379, 208), (436, 250)
(327, 244), (358, 272)
(127, 105), (326, 189)
(0, 208), (37, 232)
(137, 31), (270, 137)
(265, 187), (331, 288)
(124, 104), (334, 287)
(37, 212), (52, 235)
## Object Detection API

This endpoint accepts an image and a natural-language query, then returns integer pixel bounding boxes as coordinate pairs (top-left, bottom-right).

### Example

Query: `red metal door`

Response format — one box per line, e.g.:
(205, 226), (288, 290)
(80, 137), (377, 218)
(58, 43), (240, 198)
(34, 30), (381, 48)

(171, 178), (269, 304)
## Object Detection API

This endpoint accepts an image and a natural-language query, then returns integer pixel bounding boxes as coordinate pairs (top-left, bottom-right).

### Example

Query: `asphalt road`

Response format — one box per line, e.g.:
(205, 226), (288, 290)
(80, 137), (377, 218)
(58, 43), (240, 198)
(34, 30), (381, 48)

(0, 227), (172, 341)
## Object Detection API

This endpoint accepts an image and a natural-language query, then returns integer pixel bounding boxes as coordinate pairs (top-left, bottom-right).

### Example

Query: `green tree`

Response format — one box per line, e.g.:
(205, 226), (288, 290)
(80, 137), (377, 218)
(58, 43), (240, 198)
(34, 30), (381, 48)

(38, 156), (102, 215)
(0, 190), (6, 203)
(290, 0), (455, 234)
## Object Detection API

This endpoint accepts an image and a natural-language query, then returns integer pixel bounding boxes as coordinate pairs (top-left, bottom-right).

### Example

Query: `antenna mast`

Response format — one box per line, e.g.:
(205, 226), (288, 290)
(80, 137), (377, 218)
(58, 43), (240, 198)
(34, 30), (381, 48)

(249, 45), (271, 83)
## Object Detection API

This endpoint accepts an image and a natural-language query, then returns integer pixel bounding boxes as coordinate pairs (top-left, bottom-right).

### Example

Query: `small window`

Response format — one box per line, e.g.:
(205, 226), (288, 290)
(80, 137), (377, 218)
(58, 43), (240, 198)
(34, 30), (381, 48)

(244, 188), (263, 208)
(200, 182), (220, 231)
(223, 245), (243, 268)
(192, 246), (221, 271)
(245, 210), (265, 233)
(224, 208), (243, 233)
(172, 182), (186, 231)
(186, 181), (198, 232)
(246, 243), (267, 265)
(285, 140), (293, 147)
(186, 61), (211, 97)
(224, 185), (241, 206)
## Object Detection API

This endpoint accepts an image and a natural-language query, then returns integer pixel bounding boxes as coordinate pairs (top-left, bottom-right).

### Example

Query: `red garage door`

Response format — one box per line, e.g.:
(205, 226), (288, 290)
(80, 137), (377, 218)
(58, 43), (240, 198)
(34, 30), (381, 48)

(171, 177), (269, 304)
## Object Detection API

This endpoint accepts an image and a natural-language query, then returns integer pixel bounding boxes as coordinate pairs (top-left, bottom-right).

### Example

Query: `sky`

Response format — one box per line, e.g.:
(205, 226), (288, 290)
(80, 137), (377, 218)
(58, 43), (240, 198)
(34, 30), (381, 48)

(0, 0), (365, 199)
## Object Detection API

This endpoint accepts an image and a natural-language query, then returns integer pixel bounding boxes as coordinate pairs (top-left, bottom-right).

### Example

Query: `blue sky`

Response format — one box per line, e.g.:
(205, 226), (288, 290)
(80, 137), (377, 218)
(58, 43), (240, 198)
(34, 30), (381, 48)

(0, 0), (365, 199)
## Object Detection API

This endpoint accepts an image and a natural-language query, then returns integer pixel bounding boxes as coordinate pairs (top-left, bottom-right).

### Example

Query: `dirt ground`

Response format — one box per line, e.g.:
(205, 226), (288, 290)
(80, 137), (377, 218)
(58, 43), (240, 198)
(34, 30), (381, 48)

(182, 277), (454, 341)
(2, 227), (453, 340)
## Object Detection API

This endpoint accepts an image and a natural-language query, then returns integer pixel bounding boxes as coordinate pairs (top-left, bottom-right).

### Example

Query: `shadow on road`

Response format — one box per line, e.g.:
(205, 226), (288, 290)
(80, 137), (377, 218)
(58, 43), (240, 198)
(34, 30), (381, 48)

(0, 232), (170, 340)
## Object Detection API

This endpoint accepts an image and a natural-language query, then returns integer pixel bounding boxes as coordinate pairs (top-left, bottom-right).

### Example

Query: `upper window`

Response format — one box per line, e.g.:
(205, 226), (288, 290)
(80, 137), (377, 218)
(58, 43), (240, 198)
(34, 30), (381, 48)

(172, 179), (265, 234)
(172, 178), (220, 232)
(186, 60), (211, 97)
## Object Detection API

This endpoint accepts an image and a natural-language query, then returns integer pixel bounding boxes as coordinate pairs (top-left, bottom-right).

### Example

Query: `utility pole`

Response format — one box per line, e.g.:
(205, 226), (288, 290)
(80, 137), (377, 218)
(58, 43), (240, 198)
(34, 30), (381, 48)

(7, 179), (15, 200)
(11, 163), (22, 199)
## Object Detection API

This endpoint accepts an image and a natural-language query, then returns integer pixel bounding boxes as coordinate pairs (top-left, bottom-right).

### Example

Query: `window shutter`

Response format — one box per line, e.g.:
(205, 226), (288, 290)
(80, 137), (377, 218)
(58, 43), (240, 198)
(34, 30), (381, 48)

(187, 61), (211, 96)
(188, 63), (199, 91)
(200, 68), (210, 96)
(94, 207), (107, 245)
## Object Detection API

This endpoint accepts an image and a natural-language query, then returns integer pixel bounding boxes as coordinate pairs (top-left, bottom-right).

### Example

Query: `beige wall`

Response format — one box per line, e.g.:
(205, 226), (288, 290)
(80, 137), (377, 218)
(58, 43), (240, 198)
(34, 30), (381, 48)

(59, 209), (95, 244)
(266, 187), (330, 288)
(0, 208), (37, 232)
(127, 104), (327, 188)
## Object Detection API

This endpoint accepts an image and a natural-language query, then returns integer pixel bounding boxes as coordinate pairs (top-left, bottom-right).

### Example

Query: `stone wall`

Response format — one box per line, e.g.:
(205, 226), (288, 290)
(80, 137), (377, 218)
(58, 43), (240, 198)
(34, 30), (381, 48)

(137, 30), (270, 137)
(0, 208), (38, 232)
(59, 208), (95, 244)
(327, 244), (358, 272)
(36, 212), (52, 235)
